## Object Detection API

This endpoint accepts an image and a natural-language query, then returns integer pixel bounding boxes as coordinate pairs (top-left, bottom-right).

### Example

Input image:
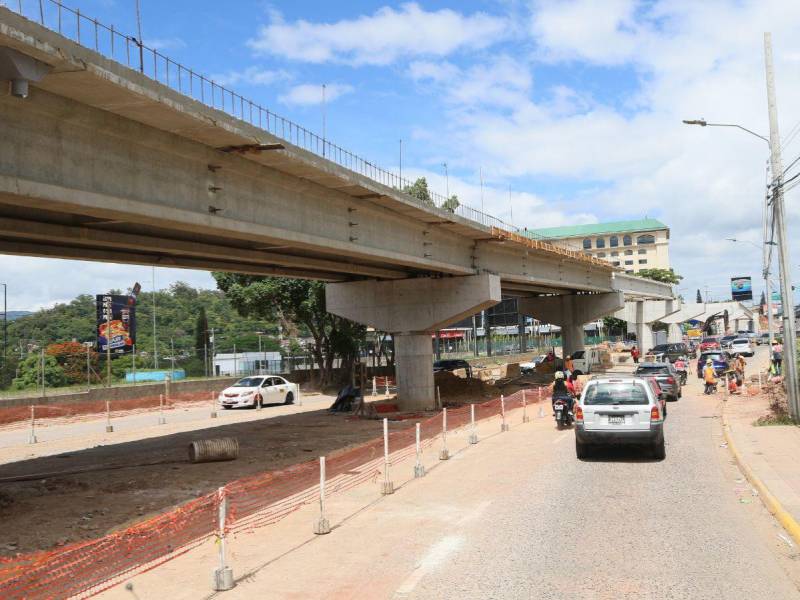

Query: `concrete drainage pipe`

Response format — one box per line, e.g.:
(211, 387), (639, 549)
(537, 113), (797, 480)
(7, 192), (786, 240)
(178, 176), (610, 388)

(188, 437), (239, 463)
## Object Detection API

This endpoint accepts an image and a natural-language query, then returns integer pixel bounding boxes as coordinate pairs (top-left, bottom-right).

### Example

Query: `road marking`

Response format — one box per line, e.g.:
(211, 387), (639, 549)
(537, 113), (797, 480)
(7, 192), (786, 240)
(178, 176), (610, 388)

(393, 535), (464, 598)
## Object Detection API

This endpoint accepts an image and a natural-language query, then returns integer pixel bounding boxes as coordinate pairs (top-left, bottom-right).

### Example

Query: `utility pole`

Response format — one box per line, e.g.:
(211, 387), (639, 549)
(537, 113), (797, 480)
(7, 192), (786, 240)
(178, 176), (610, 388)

(764, 32), (799, 419)
(135, 0), (144, 73)
(762, 161), (775, 347)
(442, 162), (449, 199)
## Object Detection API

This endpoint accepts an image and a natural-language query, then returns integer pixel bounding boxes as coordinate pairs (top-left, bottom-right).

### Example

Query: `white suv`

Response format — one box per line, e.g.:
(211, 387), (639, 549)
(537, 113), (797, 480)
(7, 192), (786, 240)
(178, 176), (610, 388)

(575, 376), (665, 460)
(728, 338), (754, 357)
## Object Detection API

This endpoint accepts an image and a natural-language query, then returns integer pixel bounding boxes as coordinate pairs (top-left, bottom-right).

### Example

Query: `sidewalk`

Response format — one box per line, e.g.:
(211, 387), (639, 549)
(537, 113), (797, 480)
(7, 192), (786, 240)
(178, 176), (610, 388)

(724, 387), (800, 528)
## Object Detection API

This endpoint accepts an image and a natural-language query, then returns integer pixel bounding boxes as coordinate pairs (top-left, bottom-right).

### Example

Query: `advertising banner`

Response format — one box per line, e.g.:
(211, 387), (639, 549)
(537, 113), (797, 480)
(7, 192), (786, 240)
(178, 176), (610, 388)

(96, 294), (136, 354)
(730, 276), (753, 301)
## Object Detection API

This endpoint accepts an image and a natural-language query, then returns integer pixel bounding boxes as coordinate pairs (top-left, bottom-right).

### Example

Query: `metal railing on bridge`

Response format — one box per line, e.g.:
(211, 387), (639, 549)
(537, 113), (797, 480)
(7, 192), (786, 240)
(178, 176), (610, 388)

(3, 0), (547, 239)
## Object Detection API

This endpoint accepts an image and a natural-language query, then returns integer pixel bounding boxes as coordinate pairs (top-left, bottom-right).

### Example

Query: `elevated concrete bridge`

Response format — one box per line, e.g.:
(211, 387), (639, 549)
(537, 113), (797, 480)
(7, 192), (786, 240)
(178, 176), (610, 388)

(0, 8), (674, 408)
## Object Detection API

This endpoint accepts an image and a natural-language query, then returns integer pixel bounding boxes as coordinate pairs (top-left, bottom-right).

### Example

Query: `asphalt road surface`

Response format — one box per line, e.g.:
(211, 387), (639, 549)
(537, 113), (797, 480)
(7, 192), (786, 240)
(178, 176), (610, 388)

(409, 376), (800, 599)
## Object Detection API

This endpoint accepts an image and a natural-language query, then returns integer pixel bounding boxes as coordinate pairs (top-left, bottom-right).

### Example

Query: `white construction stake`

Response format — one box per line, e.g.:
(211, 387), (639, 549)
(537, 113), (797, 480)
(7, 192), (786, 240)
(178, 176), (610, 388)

(500, 395), (509, 432)
(522, 389), (529, 423)
(212, 487), (234, 591)
(313, 456), (331, 534)
(28, 406), (37, 444)
(210, 390), (217, 419)
(469, 403), (478, 444)
(105, 400), (114, 433)
(414, 422), (426, 477)
(439, 408), (450, 460)
(381, 418), (394, 495)
(158, 393), (166, 425)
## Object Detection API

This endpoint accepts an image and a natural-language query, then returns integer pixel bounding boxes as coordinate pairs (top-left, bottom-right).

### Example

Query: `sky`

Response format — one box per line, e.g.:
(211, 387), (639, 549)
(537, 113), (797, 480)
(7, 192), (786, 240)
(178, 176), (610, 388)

(3, 0), (800, 310)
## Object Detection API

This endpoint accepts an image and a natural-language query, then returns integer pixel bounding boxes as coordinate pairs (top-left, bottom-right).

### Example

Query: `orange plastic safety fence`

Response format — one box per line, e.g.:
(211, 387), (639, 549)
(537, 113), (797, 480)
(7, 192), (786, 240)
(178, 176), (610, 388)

(0, 386), (553, 599)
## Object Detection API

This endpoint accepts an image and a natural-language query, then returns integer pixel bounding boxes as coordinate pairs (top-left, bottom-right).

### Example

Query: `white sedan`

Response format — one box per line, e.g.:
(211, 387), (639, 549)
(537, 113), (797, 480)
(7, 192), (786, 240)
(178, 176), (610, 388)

(218, 376), (299, 409)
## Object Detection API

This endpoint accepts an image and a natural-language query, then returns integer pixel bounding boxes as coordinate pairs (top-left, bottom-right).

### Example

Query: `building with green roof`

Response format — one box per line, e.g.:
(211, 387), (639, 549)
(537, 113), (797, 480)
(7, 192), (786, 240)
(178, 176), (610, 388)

(524, 218), (670, 275)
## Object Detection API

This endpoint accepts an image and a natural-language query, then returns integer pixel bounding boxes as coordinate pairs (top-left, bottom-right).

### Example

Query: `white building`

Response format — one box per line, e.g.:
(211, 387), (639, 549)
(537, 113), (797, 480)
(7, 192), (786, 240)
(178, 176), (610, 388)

(213, 351), (282, 377)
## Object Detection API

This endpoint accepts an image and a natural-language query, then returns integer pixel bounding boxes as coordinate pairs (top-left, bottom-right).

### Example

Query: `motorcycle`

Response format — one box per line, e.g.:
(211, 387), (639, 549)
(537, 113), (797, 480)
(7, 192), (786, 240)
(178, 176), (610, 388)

(553, 395), (574, 429)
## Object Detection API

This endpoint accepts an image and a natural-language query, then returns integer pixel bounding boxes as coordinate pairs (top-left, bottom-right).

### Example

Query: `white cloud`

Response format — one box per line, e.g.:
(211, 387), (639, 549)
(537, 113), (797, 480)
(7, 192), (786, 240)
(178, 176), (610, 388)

(211, 67), (291, 87)
(249, 3), (509, 66)
(278, 83), (354, 107)
(145, 37), (186, 51)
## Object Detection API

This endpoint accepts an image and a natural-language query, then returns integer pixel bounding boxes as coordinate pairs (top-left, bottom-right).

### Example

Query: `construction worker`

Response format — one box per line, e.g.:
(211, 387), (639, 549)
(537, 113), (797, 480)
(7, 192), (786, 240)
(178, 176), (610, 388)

(733, 354), (746, 386)
(631, 345), (640, 364)
(703, 358), (717, 395)
(564, 354), (574, 377)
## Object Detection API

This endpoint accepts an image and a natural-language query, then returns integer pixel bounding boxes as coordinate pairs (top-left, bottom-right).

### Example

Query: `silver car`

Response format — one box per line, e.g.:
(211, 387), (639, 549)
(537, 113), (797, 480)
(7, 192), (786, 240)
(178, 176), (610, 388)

(575, 376), (665, 460)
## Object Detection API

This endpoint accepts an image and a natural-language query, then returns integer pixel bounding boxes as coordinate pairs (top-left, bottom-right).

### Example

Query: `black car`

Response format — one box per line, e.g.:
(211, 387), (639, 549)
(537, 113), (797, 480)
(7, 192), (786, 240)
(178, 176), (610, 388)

(634, 362), (681, 400)
(648, 343), (692, 363)
(433, 359), (472, 378)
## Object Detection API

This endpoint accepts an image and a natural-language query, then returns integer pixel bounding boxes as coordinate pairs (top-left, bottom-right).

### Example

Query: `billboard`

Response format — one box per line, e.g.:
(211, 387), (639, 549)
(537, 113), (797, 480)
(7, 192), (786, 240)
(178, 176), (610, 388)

(96, 294), (136, 354)
(731, 277), (753, 301)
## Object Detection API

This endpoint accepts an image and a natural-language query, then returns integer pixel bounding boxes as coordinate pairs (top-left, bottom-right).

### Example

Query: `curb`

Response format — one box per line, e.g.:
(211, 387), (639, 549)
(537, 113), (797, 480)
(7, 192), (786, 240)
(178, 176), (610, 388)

(721, 404), (800, 546)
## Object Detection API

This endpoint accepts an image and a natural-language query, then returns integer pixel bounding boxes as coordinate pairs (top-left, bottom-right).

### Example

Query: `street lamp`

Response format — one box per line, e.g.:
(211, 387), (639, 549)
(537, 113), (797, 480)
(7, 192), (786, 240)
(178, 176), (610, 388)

(442, 162), (449, 199)
(684, 115), (798, 419)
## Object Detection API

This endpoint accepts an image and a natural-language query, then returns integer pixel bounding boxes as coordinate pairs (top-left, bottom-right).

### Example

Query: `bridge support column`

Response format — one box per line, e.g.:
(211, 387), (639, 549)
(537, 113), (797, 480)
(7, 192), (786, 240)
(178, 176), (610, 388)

(667, 324), (683, 344)
(518, 292), (625, 357)
(614, 300), (681, 352)
(326, 274), (501, 410)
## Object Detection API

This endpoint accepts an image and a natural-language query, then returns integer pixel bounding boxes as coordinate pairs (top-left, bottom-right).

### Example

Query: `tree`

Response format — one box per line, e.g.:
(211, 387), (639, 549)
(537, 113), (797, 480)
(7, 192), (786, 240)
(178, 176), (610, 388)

(602, 316), (627, 336)
(46, 341), (99, 385)
(402, 177), (435, 207)
(696, 289), (703, 303)
(212, 274), (366, 386)
(637, 268), (683, 285)
(194, 306), (210, 354)
(441, 194), (460, 213)
(12, 354), (67, 390)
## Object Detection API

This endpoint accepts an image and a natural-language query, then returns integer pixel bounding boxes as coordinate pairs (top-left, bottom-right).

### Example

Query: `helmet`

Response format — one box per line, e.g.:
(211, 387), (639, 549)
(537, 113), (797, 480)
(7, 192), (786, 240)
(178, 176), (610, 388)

(555, 371), (565, 380)
(565, 354), (571, 360)
(706, 358), (713, 365)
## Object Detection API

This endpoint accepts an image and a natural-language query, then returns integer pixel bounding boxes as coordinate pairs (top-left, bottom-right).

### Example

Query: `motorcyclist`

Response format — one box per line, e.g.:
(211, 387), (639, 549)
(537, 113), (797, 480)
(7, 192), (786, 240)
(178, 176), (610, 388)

(674, 355), (688, 384)
(703, 358), (718, 395)
(551, 371), (574, 413)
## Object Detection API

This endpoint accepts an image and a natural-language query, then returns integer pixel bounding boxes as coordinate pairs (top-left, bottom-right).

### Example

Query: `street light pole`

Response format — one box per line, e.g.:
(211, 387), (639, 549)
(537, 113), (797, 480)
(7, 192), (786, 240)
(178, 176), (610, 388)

(764, 32), (799, 419)
(442, 162), (449, 199)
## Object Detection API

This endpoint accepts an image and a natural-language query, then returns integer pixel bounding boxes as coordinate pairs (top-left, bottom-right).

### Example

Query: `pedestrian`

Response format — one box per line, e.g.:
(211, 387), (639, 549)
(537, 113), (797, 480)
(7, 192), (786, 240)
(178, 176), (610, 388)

(631, 345), (640, 364)
(772, 339), (783, 375)
(703, 358), (717, 395)
(564, 354), (574, 378)
(733, 354), (746, 386)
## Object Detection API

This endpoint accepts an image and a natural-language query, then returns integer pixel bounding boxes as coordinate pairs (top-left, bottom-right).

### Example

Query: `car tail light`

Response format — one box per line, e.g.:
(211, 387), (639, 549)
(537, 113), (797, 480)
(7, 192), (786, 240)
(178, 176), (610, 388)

(575, 406), (583, 422)
(665, 376), (675, 384)
(650, 405), (661, 421)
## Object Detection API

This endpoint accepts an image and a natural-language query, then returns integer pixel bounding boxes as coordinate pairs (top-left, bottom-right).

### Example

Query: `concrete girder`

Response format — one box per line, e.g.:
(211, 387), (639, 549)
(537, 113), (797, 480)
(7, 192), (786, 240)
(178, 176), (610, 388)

(326, 274), (501, 410)
(660, 303), (707, 324)
(517, 292), (625, 355)
(326, 274), (502, 334)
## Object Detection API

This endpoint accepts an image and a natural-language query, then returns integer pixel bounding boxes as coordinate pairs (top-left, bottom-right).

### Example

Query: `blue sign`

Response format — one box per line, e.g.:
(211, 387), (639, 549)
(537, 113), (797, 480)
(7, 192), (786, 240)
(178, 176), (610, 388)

(731, 277), (753, 301)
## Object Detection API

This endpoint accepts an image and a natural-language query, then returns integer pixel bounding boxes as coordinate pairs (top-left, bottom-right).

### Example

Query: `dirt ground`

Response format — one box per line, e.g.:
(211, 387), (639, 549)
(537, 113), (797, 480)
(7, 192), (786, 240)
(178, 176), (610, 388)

(0, 406), (416, 557)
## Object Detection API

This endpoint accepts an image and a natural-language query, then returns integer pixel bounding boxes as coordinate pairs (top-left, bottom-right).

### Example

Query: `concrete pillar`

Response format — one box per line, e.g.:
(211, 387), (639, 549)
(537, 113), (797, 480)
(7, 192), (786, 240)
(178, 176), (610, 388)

(326, 274), (501, 410)
(518, 292), (625, 356)
(518, 313), (527, 353)
(561, 323), (585, 356)
(394, 334), (435, 409)
(636, 322), (655, 352)
(614, 299), (681, 352)
(667, 323), (683, 344)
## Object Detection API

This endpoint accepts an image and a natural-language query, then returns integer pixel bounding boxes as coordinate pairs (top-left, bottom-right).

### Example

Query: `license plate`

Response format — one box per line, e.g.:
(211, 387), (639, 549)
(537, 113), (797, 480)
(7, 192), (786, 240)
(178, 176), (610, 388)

(555, 410), (562, 417)
(608, 415), (625, 424)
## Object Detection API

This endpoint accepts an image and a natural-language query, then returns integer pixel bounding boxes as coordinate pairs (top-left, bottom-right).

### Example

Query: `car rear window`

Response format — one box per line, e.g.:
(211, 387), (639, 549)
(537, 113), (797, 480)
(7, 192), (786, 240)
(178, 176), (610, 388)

(635, 366), (669, 375)
(651, 345), (669, 352)
(584, 382), (650, 405)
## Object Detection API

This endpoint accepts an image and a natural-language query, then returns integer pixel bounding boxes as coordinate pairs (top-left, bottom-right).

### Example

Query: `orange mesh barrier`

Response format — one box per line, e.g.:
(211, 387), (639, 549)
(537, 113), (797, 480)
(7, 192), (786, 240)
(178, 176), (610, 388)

(0, 386), (552, 599)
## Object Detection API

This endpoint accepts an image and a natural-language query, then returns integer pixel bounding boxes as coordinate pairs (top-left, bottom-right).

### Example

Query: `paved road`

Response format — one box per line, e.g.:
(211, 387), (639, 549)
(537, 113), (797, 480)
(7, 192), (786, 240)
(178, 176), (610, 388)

(410, 367), (799, 599)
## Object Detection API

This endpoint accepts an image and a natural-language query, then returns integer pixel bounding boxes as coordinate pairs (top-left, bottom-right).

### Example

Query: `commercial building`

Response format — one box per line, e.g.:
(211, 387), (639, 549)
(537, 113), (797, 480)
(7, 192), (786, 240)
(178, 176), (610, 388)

(527, 218), (670, 274)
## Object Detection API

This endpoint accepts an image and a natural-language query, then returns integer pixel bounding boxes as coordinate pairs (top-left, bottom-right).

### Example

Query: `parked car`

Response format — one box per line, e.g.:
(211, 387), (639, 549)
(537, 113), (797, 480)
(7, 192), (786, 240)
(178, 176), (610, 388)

(647, 343), (692, 363)
(720, 334), (739, 349)
(728, 338), (754, 357)
(218, 375), (299, 409)
(696, 352), (730, 378)
(757, 333), (772, 346)
(520, 355), (547, 374)
(639, 375), (668, 418)
(433, 359), (472, 378)
(633, 362), (681, 400)
(574, 376), (665, 460)
(699, 337), (721, 352)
